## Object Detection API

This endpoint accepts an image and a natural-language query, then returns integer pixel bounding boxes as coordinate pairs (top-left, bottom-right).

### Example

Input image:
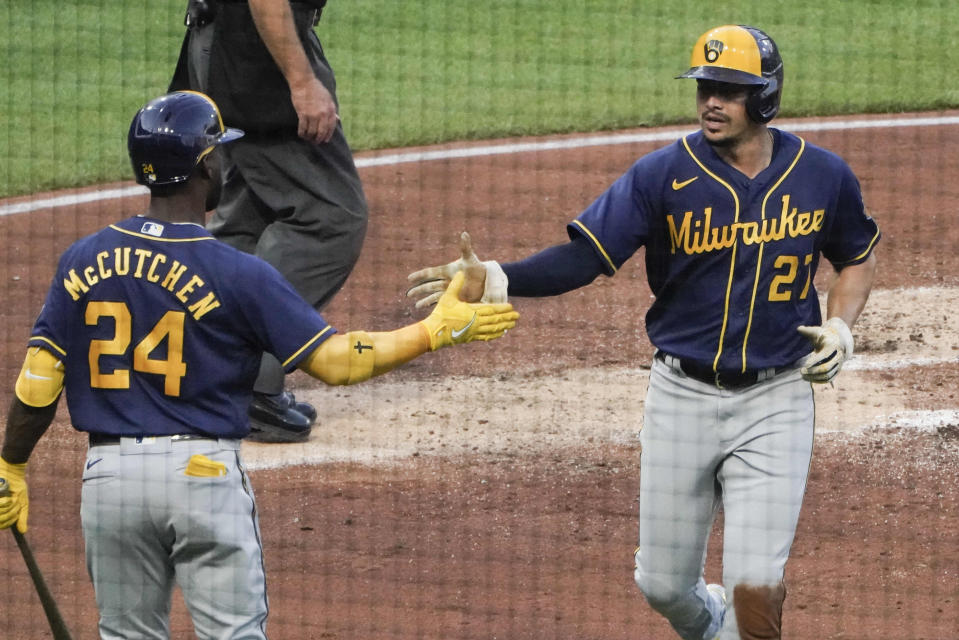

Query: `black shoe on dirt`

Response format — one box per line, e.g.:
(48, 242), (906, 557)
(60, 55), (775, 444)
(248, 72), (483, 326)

(285, 390), (317, 424)
(247, 391), (312, 443)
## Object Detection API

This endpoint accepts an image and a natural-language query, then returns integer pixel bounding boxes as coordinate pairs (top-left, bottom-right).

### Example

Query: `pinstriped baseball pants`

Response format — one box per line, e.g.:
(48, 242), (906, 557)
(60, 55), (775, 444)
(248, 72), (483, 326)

(634, 355), (814, 640)
(81, 437), (268, 639)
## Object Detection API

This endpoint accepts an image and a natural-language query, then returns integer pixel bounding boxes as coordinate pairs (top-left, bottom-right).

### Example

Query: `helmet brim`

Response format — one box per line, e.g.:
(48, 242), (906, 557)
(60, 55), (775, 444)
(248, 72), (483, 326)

(676, 65), (767, 86)
(215, 127), (245, 145)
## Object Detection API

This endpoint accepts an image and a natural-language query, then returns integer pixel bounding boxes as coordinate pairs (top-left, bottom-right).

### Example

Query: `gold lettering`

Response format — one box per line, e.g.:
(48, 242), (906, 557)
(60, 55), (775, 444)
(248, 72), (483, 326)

(96, 251), (112, 279)
(665, 199), (822, 257)
(133, 249), (152, 278)
(146, 254), (166, 283)
(175, 275), (204, 303)
(63, 269), (90, 301)
(188, 292), (221, 320)
(811, 209), (825, 231)
(780, 194), (791, 217)
(709, 223), (736, 250)
(666, 211), (693, 255)
(740, 221), (761, 245)
(784, 208), (798, 237)
(114, 247), (131, 276)
(84, 266), (99, 287)
(161, 261), (188, 292)
(696, 207), (712, 253)
(760, 217), (781, 243)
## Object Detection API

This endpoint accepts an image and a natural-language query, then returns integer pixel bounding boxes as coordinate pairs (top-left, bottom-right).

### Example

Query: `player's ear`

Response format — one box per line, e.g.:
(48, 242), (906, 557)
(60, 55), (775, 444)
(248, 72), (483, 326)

(197, 149), (220, 182)
(199, 149), (224, 212)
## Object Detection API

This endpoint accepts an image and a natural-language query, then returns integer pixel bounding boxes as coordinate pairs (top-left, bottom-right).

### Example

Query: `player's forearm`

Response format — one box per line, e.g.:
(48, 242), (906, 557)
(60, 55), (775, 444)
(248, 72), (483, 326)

(248, 0), (315, 90)
(2, 398), (58, 464)
(502, 235), (606, 297)
(826, 252), (877, 328)
(299, 325), (430, 386)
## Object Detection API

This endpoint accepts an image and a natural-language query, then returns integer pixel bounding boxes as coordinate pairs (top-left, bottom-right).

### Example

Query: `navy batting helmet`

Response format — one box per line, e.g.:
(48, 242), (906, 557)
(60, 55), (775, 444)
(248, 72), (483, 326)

(128, 91), (243, 186)
(676, 25), (784, 124)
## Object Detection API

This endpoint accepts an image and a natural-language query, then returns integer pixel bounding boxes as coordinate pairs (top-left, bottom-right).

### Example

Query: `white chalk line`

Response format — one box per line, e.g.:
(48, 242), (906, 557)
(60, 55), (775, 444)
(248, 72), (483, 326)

(2, 113), (959, 218)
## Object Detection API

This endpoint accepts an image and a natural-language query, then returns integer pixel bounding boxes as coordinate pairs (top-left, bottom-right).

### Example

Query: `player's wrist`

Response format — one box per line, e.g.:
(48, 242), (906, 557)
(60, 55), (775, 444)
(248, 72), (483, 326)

(0, 457), (27, 479)
(418, 316), (444, 351)
(480, 260), (508, 303)
(825, 316), (854, 357)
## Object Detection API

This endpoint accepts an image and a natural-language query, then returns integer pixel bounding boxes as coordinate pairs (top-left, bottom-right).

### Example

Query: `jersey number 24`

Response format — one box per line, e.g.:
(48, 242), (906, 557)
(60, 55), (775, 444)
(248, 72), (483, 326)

(86, 301), (186, 396)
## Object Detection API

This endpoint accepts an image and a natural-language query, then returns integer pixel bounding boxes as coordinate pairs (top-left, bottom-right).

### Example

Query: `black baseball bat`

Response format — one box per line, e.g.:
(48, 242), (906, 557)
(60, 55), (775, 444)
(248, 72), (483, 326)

(0, 477), (74, 640)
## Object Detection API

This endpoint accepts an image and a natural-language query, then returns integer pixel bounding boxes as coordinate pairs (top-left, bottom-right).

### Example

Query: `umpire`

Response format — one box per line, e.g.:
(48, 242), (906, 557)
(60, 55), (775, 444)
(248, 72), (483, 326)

(170, 0), (369, 442)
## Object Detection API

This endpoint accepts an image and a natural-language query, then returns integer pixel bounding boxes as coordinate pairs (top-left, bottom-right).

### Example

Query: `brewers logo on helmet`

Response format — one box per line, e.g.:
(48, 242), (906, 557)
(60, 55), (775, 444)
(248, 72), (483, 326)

(127, 91), (244, 186)
(677, 24), (784, 124)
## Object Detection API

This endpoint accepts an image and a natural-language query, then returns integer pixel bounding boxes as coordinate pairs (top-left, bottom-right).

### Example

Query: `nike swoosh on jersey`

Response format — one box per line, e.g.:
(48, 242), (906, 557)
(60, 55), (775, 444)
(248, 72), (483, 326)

(24, 368), (52, 381)
(86, 458), (103, 470)
(672, 176), (699, 190)
(451, 313), (478, 339)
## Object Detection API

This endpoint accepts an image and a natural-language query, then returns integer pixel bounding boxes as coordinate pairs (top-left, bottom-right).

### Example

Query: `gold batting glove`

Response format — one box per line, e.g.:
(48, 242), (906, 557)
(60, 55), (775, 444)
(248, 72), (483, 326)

(0, 457), (29, 534)
(407, 232), (508, 308)
(797, 317), (854, 384)
(419, 271), (518, 351)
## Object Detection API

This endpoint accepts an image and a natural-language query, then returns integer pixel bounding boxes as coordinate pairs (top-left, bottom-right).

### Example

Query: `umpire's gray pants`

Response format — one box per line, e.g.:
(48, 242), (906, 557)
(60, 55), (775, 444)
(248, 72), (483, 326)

(634, 355), (814, 640)
(188, 21), (369, 394)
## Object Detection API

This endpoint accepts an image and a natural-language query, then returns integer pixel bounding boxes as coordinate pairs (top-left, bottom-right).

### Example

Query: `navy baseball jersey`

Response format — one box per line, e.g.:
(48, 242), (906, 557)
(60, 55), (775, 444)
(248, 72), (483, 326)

(28, 216), (335, 438)
(569, 128), (880, 371)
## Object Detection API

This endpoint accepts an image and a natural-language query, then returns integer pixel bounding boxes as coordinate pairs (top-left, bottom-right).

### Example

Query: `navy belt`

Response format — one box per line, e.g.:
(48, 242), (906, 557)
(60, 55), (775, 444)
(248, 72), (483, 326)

(655, 351), (788, 390)
(88, 433), (212, 446)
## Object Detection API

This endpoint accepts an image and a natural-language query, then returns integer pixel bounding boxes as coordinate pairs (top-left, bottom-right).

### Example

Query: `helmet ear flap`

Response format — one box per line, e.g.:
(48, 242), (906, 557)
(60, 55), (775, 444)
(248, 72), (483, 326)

(746, 75), (781, 124)
(743, 25), (783, 123)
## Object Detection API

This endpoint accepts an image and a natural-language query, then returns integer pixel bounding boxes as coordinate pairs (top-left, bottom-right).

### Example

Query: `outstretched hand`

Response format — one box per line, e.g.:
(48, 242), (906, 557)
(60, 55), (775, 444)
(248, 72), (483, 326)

(407, 232), (506, 308)
(419, 271), (518, 351)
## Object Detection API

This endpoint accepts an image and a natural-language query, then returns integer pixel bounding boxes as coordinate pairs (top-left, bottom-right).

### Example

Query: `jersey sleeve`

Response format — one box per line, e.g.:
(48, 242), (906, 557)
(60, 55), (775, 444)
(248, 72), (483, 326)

(233, 257), (336, 372)
(27, 254), (78, 359)
(821, 162), (881, 267)
(566, 157), (654, 275)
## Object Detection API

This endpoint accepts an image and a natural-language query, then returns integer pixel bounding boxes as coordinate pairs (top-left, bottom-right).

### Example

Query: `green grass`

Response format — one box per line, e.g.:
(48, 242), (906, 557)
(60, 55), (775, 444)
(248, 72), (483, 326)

(2, 0), (956, 197)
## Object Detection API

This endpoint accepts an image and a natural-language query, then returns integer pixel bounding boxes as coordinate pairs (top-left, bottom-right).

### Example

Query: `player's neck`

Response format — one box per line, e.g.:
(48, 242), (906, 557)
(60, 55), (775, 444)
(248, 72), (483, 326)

(712, 126), (773, 180)
(144, 190), (207, 226)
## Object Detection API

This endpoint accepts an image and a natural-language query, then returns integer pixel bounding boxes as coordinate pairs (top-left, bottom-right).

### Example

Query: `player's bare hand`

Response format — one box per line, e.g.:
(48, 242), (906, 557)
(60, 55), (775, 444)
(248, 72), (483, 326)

(420, 271), (518, 350)
(797, 317), (854, 384)
(290, 76), (338, 145)
(407, 232), (507, 308)
(0, 458), (29, 534)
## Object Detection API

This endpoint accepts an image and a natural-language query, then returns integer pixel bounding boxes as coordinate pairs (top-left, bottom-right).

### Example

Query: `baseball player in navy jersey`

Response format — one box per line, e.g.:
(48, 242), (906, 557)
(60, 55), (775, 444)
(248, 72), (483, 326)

(408, 25), (879, 640)
(0, 91), (516, 639)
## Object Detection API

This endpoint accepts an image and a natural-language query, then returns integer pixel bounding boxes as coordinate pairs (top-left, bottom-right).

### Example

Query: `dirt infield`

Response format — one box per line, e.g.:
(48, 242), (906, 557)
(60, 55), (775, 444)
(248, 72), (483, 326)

(1, 114), (958, 638)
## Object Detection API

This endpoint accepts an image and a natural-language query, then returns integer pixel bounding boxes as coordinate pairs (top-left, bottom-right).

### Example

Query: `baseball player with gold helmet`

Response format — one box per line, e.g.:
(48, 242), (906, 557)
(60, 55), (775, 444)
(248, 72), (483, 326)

(0, 91), (517, 639)
(408, 25), (879, 639)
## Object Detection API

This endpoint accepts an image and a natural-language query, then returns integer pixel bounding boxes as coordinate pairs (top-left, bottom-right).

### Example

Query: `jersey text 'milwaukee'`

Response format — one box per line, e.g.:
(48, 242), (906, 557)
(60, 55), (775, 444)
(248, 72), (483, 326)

(667, 195), (824, 255)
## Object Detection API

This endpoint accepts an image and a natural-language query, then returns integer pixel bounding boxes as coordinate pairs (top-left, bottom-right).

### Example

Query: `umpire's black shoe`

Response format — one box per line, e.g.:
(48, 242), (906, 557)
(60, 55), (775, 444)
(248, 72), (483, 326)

(285, 390), (317, 424)
(248, 391), (313, 443)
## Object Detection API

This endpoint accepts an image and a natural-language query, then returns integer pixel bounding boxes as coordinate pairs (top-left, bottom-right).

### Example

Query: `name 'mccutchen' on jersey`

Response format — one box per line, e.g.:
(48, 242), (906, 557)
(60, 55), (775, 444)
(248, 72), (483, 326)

(27, 216), (335, 438)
